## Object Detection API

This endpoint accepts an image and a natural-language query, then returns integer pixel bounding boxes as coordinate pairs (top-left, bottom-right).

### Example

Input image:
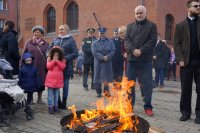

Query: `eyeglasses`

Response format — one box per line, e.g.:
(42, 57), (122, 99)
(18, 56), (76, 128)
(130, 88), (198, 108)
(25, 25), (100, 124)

(25, 59), (32, 62)
(192, 5), (200, 8)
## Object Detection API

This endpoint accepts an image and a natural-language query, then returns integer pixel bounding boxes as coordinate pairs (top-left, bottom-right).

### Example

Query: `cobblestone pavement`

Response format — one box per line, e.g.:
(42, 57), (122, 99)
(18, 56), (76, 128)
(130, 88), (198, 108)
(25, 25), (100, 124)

(1, 75), (200, 133)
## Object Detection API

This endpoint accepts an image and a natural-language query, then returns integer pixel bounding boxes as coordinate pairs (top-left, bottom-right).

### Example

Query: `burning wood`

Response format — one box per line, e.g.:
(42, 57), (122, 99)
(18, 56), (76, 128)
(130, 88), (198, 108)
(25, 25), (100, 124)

(67, 77), (139, 132)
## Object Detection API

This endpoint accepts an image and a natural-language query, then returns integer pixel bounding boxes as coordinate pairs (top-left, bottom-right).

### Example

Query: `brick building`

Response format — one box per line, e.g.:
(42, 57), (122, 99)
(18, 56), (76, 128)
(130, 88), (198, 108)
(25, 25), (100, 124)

(19, 0), (188, 49)
(0, 0), (18, 31)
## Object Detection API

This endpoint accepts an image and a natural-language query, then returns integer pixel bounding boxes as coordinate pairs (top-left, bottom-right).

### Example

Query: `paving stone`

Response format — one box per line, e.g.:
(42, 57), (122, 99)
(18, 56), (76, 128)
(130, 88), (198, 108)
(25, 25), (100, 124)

(1, 75), (200, 133)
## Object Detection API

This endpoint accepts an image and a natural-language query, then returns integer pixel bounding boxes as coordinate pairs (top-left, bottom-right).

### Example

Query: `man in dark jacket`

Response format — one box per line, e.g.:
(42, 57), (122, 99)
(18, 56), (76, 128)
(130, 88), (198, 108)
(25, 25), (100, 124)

(153, 34), (167, 88)
(125, 5), (157, 116)
(112, 28), (124, 83)
(0, 20), (20, 75)
(174, 0), (200, 124)
(82, 28), (96, 91)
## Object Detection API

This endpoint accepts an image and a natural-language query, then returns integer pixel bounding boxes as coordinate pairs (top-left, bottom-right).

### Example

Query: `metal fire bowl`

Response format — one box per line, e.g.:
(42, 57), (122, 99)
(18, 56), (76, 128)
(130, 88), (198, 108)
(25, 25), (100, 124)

(60, 110), (150, 133)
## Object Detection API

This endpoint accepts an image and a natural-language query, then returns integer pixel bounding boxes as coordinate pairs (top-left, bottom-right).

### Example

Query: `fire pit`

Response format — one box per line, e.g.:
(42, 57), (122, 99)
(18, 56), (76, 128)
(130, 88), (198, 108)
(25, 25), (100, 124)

(60, 77), (152, 133)
(60, 109), (150, 133)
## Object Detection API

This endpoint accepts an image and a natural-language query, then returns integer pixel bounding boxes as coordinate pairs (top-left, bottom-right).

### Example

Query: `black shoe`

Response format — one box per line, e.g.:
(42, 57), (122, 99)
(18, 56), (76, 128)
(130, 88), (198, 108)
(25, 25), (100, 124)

(97, 94), (102, 97)
(194, 117), (200, 124)
(180, 115), (190, 121)
(84, 87), (89, 91)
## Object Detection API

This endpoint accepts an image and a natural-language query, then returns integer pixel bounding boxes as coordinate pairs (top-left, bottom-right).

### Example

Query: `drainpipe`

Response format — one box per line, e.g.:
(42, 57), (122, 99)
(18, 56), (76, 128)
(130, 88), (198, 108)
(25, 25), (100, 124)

(141, 0), (144, 5)
(16, 0), (19, 33)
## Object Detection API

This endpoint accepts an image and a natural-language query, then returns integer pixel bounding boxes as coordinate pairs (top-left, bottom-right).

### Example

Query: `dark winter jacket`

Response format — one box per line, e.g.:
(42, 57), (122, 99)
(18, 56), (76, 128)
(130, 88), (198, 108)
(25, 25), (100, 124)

(153, 41), (167, 69)
(18, 53), (40, 93)
(0, 29), (20, 75)
(48, 35), (78, 79)
(125, 19), (157, 61)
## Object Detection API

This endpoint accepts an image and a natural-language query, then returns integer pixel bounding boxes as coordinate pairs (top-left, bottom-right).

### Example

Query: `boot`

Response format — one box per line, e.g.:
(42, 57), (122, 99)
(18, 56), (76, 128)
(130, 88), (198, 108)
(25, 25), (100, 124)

(24, 105), (34, 120)
(54, 106), (59, 113)
(61, 97), (67, 110)
(58, 97), (62, 109)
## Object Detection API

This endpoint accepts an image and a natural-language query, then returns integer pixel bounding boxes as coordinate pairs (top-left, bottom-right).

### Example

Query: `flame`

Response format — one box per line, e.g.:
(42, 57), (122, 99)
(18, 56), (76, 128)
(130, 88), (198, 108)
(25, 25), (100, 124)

(68, 77), (139, 132)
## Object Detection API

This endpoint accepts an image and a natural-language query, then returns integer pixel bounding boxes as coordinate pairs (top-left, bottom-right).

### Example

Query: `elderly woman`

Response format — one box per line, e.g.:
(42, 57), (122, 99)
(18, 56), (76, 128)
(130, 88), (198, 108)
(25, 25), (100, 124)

(23, 26), (49, 104)
(0, 20), (20, 76)
(48, 24), (78, 109)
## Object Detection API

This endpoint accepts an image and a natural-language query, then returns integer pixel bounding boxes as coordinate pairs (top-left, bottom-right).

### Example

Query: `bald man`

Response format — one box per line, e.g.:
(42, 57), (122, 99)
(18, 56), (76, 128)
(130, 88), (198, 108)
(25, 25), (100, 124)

(125, 5), (157, 116)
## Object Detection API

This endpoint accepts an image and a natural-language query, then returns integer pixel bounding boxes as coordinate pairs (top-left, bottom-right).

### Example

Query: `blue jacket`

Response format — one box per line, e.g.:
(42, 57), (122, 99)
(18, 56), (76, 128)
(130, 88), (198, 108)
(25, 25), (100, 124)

(48, 35), (78, 79)
(18, 64), (40, 93)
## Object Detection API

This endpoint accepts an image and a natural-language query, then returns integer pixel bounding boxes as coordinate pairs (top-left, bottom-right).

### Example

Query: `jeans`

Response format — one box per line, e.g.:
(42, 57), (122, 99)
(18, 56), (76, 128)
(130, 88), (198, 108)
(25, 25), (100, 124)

(127, 61), (153, 110)
(155, 68), (164, 86)
(48, 88), (60, 107)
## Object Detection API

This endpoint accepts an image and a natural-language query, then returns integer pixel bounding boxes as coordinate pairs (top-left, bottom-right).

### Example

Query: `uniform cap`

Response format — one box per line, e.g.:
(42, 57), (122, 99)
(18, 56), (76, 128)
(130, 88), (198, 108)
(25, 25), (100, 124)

(87, 28), (95, 33)
(98, 27), (107, 33)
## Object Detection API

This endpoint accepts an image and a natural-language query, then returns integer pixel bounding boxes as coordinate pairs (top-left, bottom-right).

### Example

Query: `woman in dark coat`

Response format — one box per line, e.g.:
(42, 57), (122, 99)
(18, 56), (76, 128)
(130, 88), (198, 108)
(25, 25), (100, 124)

(48, 24), (78, 109)
(0, 20), (20, 75)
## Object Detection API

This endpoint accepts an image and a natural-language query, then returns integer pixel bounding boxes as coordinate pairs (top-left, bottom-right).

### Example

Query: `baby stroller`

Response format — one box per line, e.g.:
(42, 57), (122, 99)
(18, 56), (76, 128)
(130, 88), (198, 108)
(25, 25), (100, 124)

(0, 59), (26, 127)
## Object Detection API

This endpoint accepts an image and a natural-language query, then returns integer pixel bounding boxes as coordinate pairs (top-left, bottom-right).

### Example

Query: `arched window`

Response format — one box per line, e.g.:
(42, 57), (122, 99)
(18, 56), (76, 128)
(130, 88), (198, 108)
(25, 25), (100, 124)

(165, 14), (174, 40)
(0, 0), (7, 11)
(67, 2), (78, 30)
(46, 6), (56, 33)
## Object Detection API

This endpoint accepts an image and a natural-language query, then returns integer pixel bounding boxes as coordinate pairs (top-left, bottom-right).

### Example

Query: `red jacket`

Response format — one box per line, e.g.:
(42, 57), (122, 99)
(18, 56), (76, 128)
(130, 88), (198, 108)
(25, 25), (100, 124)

(45, 60), (66, 88)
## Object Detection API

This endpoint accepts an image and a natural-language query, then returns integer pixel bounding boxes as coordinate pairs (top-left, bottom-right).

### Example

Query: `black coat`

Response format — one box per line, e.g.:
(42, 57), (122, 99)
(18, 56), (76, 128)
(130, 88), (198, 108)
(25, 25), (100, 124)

(153, 41), (167, 69)
(112, 38), (124, 77)
(0, 29), (20, 75)
(125, 19), (157, 61)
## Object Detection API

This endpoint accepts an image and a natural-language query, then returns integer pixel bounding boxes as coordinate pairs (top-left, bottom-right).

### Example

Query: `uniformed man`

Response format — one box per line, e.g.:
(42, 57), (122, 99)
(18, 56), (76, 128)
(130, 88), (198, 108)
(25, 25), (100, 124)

(92, 27), (115, 97)
(82, 28), (96, 91)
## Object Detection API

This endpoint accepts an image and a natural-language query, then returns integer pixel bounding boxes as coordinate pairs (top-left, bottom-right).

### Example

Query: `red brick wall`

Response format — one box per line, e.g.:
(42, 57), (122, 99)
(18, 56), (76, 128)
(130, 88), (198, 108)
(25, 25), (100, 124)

(0, 0), (18, 30)
(19, 0), (189, 50)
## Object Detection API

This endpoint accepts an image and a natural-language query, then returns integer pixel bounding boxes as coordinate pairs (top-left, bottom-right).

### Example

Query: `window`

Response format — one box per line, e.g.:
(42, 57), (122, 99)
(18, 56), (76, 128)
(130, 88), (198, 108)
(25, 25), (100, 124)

(67, 2), (78, 30)
(0, 0), (7, 11)
(46, 6), (56, 33)
(0, 19), (5, 31)
(165, 14), (174, 40)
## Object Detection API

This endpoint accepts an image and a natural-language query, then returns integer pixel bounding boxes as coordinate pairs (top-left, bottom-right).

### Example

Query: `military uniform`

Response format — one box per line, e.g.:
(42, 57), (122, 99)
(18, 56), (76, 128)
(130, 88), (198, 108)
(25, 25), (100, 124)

(92, 27), (115, 97)
(82, 29), (96, 90)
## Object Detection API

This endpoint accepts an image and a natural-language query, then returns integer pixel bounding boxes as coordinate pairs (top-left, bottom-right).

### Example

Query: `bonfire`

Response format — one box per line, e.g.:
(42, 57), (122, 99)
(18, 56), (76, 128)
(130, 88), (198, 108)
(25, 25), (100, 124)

(66, 77), (141, 132)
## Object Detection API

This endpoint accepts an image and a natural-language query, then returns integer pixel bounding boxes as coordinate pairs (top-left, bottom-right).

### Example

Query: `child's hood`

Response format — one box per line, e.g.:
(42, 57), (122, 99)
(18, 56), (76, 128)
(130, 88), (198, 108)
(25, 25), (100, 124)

(22, 53), (34, 61)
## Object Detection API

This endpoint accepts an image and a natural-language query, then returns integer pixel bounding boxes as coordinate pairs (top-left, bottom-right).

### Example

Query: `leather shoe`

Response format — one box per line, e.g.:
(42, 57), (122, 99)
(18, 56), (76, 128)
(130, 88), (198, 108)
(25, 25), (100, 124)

(180, 115), (190, 121)
(97, 94), (102, 97)
(194, 117), (200, 124)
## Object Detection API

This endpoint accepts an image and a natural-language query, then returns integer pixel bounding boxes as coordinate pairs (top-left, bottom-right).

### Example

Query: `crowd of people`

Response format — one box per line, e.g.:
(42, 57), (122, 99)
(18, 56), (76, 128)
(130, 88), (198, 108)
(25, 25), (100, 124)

(0, 0), (199, 125)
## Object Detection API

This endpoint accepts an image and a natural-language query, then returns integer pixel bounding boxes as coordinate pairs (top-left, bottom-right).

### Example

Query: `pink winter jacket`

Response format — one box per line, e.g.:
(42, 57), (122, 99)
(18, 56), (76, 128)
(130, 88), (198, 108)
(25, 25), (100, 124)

(45, 60), (66, 88)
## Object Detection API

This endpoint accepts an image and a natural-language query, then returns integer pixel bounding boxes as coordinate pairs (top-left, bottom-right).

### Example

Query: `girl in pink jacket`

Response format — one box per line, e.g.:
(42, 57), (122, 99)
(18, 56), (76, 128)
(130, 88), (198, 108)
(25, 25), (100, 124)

(45, 46), (66, 114)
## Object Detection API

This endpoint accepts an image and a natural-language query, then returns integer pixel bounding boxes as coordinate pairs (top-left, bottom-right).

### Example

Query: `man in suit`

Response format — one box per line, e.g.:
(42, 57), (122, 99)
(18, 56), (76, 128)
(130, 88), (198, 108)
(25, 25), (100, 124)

(174, 0), (200, 124)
